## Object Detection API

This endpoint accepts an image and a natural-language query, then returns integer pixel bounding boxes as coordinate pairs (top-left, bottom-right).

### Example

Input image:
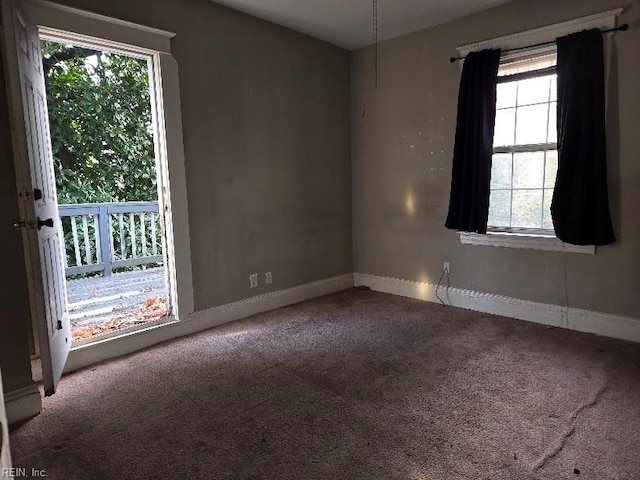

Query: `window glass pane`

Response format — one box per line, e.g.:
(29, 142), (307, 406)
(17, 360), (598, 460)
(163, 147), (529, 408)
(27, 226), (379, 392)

(494, 108), (515, 147)
(543, 189), (554, 229)
(513, 152), (544, 188)
(547, 101), (557, 143)
(512, 190), (543, 228)
(515, 104), (548, 145)
(516, 75), (551, 106)
(496, 82), (517, 109)
(550, 74), (557, 102)
(491, 153), (512, 189)
(488, 190), (511, 227)
(544, 150), (558, 188)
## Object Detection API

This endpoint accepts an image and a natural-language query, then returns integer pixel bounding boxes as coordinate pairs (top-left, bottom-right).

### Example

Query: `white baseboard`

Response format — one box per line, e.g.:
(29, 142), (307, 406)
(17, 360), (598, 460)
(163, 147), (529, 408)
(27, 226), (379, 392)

(57, 270), (640, 377)
(5, 384), (42, 425)
(354, 273), (640, 344)
(64, 274), (353, 373)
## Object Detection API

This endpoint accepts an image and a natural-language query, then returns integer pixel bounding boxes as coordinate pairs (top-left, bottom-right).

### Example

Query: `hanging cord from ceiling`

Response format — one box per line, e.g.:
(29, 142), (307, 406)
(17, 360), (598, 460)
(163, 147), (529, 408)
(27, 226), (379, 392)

(373, 0), (378, 87)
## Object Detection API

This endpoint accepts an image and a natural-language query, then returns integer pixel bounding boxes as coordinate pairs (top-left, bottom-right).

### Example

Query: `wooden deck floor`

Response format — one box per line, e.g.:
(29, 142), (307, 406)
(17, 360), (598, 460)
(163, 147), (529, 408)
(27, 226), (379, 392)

(66, 267), (168, 340)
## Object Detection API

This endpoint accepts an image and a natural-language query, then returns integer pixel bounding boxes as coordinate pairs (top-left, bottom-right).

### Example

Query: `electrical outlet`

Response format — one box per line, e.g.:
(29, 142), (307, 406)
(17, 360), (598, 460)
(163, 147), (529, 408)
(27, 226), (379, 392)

(249, 273), (258, 288)
(265, 272), (272, 284)
(443, 262), (451, 274)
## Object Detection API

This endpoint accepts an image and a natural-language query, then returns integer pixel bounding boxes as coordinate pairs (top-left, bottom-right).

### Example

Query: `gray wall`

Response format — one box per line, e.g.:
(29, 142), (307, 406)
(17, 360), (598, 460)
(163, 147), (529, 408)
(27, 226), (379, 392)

(55, 0), (353, 310)
(2, 0), (639, 401)
(1, 0), (351, 394)
(352, 0), (640, 318)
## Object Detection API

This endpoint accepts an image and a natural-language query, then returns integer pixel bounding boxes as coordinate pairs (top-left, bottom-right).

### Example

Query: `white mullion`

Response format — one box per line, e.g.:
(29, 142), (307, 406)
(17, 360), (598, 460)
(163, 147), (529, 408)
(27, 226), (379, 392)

(494, 142), (557, 154)
(509, 187), (551, 192)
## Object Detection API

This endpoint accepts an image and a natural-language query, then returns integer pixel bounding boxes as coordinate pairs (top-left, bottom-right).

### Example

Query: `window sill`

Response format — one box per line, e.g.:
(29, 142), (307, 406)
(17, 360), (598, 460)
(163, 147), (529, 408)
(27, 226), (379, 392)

(459, 232), (595, 254)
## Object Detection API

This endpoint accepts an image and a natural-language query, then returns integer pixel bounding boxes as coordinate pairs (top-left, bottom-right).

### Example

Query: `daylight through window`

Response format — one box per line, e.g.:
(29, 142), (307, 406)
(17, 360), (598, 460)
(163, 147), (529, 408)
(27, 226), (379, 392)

(488, 53), (558, 235)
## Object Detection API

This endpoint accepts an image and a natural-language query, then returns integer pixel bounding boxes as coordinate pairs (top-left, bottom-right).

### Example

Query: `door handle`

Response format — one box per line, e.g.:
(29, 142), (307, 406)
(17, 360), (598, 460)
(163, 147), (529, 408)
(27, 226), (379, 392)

(37, 217), (54, 230)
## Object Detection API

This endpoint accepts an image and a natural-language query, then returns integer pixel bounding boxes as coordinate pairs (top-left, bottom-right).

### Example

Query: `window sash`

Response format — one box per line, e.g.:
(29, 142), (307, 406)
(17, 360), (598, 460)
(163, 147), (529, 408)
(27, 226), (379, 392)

(489, 148), (556, 233)
(487, 226), (556, 237)
(493, 142), (557, 154)
(489, 62), (558, 235)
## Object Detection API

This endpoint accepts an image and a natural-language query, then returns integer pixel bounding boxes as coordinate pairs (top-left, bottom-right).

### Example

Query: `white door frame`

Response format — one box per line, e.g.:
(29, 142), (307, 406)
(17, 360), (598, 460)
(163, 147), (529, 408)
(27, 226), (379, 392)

(26, 1), (194, 326)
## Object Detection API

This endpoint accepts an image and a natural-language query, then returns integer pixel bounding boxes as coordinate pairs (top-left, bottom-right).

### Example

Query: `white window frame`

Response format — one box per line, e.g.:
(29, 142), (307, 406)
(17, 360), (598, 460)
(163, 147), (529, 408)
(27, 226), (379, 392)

(27, 0), (195, 319)
(490, 52), (558, 236)
(455, 8), (622, 254)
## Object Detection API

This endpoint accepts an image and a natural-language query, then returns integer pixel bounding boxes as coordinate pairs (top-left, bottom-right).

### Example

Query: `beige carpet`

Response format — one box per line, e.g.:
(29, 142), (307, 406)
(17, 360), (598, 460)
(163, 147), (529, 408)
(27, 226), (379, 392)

(10, 289), (640, 479)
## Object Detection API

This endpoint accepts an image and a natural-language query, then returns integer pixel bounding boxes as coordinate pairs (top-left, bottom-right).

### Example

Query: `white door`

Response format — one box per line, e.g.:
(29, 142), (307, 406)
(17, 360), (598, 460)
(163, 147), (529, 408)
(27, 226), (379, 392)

(1, 0), (70, 395)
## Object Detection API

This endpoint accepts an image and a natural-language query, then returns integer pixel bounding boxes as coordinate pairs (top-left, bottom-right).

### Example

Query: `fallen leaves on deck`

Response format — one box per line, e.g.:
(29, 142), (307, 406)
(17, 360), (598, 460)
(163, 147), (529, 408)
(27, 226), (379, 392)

(71, 295), (168, 341)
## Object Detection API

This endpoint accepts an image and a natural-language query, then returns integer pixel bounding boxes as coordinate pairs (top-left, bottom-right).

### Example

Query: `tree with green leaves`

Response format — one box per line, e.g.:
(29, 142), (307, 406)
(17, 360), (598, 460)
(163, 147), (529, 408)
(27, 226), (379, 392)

(42, 40), (157, 205)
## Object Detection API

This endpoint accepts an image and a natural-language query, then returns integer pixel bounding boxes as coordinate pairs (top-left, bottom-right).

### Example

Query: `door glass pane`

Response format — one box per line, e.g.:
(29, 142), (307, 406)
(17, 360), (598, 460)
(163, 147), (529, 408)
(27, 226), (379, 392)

(512, 190), (543, 228)
(491, 153), (512, 189)
(517, 75), (551, 106)
(513, 152), (544, 188)
(494, 108), (516, 147)
(488, 190), (511, 227)
(515, 104), (548, 144)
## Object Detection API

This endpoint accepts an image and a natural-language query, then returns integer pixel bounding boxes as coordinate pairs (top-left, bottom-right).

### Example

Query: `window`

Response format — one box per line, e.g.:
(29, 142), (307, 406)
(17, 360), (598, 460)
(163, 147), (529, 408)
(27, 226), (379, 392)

(488, 53), (558, 236)
(454, 9), (620, 253)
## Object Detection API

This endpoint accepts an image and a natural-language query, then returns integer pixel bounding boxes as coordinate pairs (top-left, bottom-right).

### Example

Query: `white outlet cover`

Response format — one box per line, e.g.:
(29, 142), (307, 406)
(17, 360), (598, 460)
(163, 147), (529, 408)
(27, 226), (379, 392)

(249, 273), (258, 288)
(265, 272), (272, 284)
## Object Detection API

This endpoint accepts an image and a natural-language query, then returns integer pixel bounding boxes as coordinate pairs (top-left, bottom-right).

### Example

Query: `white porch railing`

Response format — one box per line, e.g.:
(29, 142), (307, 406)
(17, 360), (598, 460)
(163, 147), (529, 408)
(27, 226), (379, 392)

(58, 201), (163, 277)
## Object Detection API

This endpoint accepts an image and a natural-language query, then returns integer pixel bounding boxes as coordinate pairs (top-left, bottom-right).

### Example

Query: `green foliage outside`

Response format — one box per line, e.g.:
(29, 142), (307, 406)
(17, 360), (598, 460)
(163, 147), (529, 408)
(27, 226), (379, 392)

(42, 40), (157, 204)
(42, 41), (162, 277)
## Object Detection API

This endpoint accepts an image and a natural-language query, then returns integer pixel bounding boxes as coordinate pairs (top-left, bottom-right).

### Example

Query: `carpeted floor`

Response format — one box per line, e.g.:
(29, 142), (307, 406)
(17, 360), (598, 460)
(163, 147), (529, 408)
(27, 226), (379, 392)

(10, 289), (640, 479)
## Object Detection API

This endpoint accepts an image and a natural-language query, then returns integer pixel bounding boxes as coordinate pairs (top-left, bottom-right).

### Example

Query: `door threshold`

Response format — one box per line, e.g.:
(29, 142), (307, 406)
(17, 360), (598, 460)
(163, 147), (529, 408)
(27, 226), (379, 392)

(71, 315), (177, 349)
(31, 316), (177, 383)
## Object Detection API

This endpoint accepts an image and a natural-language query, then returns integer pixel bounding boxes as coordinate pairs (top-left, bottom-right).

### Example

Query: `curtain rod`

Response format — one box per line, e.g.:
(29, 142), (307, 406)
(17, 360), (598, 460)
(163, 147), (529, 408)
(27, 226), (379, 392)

(449, 24), (629, 63)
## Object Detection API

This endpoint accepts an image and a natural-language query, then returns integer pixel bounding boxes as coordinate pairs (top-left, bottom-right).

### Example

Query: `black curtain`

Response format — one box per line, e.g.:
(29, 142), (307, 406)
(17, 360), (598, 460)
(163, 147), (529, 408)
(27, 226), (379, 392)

(445, 49), (501, 234)
(552, 29), (616, 245)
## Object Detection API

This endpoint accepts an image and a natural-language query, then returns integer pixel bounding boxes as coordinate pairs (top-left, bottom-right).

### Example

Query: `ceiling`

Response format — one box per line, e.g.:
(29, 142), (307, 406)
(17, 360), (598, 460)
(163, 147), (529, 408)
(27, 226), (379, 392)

(211, 0), (511, 50)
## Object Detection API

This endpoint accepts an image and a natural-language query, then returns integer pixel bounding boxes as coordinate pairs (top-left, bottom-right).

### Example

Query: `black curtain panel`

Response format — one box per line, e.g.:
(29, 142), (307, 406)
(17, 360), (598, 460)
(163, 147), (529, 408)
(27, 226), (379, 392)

(552, 29), (616, 245)
(445, 49), (501, 234)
